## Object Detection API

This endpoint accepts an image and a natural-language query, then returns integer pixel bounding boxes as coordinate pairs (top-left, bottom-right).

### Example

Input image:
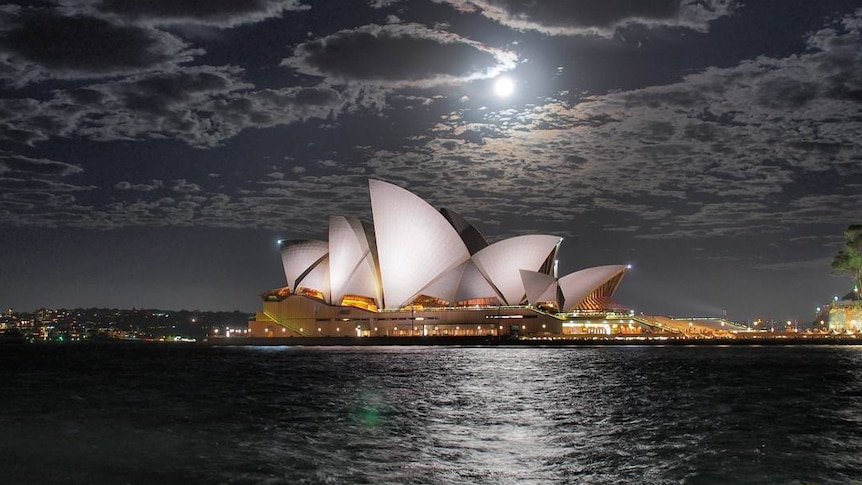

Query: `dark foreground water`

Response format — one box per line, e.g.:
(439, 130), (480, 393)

(2, 344), (862, 484)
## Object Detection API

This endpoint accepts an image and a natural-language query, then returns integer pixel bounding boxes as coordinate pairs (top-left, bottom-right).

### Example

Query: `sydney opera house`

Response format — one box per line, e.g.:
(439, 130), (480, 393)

(249, 180), (734, 338)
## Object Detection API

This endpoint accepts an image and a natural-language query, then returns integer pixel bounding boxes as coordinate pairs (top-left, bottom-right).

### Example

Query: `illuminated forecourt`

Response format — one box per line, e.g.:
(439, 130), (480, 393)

(249, 180), (717, 338)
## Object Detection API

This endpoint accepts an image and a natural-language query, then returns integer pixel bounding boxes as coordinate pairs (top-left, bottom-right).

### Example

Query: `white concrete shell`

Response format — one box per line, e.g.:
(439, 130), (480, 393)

(416, 261), (466, 303)
(416, 259), (500, 304)
(473, 235), (562, 305)
(453, 260), (500, 303)
(369, 179), (471, 309)
(519, 270), (558, 305)
(328, 215), (380, 306)
(280, 239), (328, 291)
(298, 258), (330, 302)
(558, 265), (627, 312)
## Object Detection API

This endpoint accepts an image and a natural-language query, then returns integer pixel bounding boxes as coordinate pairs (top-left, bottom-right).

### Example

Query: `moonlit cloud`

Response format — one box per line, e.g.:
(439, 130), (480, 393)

(114, 180), (164, 191)
(0, 154), (82, 176)
(439, 0), (735, 36)
(5, 1), (859, 237)
(282, 23), (518, 88)
(399, 13), (862, 240)
(80, 0), (310, 28)
(172, 179), (202, 193)
(0, 177), (94, 194)
(0, 67), (365, 147)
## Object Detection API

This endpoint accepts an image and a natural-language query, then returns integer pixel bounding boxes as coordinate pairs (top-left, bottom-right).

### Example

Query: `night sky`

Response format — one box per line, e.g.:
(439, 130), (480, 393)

(1, 1), (860, 322)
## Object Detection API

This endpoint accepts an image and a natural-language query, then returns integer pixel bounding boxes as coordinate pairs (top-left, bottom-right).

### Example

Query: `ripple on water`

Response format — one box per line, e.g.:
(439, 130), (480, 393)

(1, 345), (862, 484)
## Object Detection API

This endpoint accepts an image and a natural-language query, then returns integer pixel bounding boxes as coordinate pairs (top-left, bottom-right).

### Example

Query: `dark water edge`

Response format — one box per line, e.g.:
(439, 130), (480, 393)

(196, 335), (862, 347)
(2, 344), (862, 484)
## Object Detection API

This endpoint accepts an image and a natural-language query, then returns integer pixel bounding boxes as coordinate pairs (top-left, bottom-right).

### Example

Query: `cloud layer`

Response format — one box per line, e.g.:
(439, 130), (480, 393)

(282, 23), (517, 87)
(438, 0), (734, 36)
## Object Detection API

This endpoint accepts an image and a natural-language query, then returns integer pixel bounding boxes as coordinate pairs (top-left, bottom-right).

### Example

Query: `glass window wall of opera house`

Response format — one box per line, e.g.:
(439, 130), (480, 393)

(249, 180), (742, 338)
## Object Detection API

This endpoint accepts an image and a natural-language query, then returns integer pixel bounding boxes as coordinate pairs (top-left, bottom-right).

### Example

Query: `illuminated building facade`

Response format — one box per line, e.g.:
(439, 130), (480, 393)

(249, 180), (636, 338)
(827, 299), (862, 333)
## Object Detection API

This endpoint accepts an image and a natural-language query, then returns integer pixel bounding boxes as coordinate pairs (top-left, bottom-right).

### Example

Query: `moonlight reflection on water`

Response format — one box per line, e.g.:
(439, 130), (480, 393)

(1, 344), (861, 484)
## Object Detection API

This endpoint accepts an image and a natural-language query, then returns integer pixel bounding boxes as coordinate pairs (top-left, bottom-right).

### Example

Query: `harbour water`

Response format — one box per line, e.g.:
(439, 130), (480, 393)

(2, 344), (861, 484)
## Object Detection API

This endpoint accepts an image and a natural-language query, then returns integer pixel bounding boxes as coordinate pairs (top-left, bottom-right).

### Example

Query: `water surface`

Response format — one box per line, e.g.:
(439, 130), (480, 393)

(2, 344), (861, 484)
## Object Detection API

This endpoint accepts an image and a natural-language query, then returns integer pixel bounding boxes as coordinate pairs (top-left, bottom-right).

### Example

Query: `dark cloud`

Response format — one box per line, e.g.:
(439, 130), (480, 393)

(0, 171), (375, 231)
(0, 122), (49, 146)
(0, 66), (249, 145)
(66, 88), (106, 105)
(282, 23), (517, 87)
(0, 8), (196, 84)
(682, 122), (725, 142)
(638, 120), (675, 143)
(91, 0), (310, 27)
(369, 0), (400, 8)
(755, 77), (819, 109)
(0, 151), (92, 227)
(440, 0), (734, 36)
(752, 257), (833, 271)
(172, 179), (201, 193)
(106, 69), (248, 115)
(0, 199), (33, 212)
(0, 67), (361, 147)
(0, 177), (93, 192)
(0, 154), (82, 176)
(376, 11), (862, 242)
(787, 141), (843, 155)
(114, 180), (164, 191)
(484, 0), (681, 28)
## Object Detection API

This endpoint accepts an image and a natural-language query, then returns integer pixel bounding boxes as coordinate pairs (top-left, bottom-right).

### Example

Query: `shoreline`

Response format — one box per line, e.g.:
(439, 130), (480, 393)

(8, 335), (861, 347)
(196, 335), (862, 347)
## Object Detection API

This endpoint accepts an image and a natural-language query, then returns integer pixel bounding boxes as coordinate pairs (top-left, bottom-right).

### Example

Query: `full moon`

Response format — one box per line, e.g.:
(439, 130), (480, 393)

(493, 76), (515, 97)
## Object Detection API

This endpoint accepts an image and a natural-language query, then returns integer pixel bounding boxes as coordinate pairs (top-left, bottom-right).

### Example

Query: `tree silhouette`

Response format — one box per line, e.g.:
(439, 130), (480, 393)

(832, 224), (862, 299)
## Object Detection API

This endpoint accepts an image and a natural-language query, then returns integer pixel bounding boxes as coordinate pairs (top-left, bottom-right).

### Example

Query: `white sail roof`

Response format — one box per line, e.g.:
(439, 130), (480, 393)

(454, 260), (500, 303)
(473, 235), (562, 305)
(280, 239), (328, 291)
(328, 215), (380, 306)
(520, 270), (559, 305)
(297, 257), (330, 302)
(415, 261), (466, 304)
(369, 179), (471, 309)
(558, 265), (627, 312)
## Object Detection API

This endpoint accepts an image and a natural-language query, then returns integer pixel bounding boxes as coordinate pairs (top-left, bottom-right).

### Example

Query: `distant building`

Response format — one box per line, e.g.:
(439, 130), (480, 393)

(249, 180), (738, 338)
(827, 299), (862, 333)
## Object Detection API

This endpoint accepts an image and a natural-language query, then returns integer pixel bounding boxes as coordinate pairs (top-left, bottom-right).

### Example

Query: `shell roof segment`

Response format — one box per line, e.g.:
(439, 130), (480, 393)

(558, 265), (628, 312)
(328, 215), (381, 307)
(520, 269), (559, 305)
(472, 234), (562, 305)
(369, 179), (471, 309)
(279, 239), (328, 291)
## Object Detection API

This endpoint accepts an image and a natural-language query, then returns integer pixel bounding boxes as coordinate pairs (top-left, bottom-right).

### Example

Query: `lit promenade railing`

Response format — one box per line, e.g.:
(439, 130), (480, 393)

(262, 310), (307, 336)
